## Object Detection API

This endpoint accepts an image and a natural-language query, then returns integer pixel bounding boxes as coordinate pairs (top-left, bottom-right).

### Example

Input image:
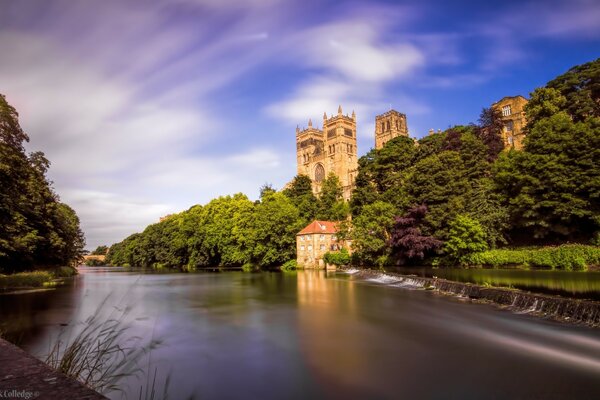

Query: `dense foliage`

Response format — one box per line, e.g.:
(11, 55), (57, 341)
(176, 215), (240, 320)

(0, 94), (85, 273)
(467, 245), (600, 271)
(108, 59), (599, 270)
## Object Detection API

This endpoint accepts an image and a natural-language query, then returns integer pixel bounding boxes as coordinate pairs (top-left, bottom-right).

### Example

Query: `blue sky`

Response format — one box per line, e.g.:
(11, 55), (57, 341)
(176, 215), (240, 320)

(1, 0), (599, 248)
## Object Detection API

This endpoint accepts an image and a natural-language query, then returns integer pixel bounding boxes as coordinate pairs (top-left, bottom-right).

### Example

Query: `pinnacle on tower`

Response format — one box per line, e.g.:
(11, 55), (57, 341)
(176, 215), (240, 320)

(352, 110), (356, 120)
(338, 105), (343, 115)
(296, 125), (300, 133)
(323, 111), (327, 120)
(308, 118), (313, 128)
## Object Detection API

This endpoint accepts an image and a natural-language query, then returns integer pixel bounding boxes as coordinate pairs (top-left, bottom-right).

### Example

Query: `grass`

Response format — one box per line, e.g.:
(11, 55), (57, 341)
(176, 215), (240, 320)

(44, 296), (166, 397)
(0, 271), (53, 289)
(0, 266), (79, 290)
(467, 244), (600, 271)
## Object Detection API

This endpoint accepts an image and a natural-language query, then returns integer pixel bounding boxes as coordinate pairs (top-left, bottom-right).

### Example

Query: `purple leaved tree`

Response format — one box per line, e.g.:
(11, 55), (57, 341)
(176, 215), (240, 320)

(389, 204), (443, 265)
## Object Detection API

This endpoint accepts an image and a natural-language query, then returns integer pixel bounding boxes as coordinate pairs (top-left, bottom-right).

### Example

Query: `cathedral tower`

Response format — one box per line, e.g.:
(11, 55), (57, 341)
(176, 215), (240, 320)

(374, 110), (408, 149)
(296, 106), (358, 200)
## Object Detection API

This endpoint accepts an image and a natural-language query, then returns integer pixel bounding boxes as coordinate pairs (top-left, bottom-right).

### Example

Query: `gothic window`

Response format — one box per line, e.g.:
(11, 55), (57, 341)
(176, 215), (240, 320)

(327, 129), (336, 138)
(386, 121), (390, 131)
(381, 122), (385, 132)
(344, 128), (353, 137)
(314, 163), (325, 183)
(502, 105), (512, 116)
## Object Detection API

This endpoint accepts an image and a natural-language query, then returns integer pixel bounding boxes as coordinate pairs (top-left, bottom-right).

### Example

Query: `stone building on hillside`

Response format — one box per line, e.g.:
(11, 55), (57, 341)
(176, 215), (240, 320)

(296, 220), (350, 269)
(492, 95), (529, 150)
(375, 109), (408, 149)
(296, 106), (358, 200)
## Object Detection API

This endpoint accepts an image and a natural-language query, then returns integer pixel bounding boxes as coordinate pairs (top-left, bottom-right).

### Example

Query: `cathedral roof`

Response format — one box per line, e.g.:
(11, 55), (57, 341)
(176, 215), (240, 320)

(297, 220), (339, 235)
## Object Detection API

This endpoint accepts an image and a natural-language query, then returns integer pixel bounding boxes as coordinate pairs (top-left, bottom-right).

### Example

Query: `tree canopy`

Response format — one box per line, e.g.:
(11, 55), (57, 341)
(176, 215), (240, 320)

(0, 94), (85, 272)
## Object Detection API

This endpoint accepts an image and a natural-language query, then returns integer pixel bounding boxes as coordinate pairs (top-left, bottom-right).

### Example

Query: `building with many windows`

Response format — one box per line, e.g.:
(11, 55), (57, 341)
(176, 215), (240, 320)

(295, 106), (358, 201)
(296, 220), (350, 269)
(492, 95), (529, 150)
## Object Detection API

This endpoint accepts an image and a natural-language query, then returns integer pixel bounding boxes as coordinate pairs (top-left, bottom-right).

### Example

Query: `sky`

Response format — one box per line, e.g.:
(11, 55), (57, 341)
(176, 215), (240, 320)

(1, 0), (599, 249)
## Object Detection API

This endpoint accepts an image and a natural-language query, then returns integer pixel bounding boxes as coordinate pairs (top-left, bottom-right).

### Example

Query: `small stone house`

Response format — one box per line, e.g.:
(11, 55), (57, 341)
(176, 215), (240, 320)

(296, 220), (348, 269)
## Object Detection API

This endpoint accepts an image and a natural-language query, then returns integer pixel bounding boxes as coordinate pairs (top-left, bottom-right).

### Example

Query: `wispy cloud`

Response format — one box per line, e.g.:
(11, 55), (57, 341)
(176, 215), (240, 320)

(1, 0), (597, 248)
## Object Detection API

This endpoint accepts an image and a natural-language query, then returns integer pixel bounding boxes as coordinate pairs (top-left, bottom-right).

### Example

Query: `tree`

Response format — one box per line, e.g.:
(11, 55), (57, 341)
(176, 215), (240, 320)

(477, 107), (504, 162)
(351, 136), (416, 216)
(350, 201), (397, 266)
(283, 175), (317, 224)
(524, 87), (567, 125)
(389, 205), (442, 265)
(443, 215), (488, 265)
(0, 94), (84, 272)
(494, 113), (600, 241)
(259, 183), (276, 200)
(317, 173), (348, 221)
(92, 245), (109, 255)
(404, 151), (472, 240)
(546, 58), (600, 122)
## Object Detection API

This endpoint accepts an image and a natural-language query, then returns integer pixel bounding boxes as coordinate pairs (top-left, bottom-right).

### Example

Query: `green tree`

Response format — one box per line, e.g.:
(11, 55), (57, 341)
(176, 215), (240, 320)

(494, 113), (600, 241)
(443, 215), (488, 265)
(317, 173), (348, 221)
(350, 201), (396, 266)
(546, 58), (600, 121)
(283, 175), (317, 224)
(0, 94), (84, 272)
(92, 245), (109, 255)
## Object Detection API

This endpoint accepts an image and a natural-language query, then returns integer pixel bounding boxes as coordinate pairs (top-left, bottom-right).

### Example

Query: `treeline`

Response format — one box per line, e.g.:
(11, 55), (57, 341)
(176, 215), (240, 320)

(0, 95), (85, 273)
(107, 58), (599, 269)
(107, 182), (347, 270)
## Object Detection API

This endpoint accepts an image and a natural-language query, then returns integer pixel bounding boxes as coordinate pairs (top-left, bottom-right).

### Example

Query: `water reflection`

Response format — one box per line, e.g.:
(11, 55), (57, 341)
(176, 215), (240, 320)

(1, 268), (599, 399)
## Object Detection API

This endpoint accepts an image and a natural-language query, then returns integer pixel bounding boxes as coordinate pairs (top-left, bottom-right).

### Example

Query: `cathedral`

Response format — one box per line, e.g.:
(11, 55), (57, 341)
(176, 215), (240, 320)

(295, 106), (408, 200)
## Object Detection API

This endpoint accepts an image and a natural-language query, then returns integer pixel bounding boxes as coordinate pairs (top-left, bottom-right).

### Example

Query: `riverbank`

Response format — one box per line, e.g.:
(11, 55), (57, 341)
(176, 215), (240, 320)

(0, 338), (106, 398)
(345, 268), (600, 327)
(0, 267), (77, 291)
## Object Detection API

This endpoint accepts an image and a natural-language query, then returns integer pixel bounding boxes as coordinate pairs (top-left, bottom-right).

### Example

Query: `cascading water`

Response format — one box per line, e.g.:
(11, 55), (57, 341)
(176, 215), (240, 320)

(343, 269), (600, 327)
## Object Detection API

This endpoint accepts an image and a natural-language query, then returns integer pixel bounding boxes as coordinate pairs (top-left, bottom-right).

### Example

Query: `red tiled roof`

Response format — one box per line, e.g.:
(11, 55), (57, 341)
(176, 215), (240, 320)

(297, 220), (339, 235)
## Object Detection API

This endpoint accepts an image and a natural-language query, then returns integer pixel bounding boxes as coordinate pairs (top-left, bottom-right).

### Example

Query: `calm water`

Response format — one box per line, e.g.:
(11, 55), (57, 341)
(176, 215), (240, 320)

(1, 267), (600, 399)
(390, 267), (600, 300)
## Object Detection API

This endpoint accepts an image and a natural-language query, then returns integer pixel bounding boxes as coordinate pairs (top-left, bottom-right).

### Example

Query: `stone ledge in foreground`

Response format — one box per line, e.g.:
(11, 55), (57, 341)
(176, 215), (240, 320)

(0, 339), (106, 399)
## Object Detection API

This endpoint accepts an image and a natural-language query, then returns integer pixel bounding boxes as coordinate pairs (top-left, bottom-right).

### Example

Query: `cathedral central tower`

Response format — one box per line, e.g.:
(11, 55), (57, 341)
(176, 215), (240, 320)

(296, 106), (358, 200)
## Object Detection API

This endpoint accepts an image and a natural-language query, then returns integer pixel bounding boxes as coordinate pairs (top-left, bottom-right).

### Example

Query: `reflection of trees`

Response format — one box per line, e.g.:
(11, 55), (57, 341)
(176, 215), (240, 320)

(0, 277), (82, 347)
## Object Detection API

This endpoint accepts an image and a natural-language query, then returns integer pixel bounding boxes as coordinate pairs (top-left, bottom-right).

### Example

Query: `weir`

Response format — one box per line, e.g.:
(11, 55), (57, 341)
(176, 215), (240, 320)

(349, 269), (600, 327)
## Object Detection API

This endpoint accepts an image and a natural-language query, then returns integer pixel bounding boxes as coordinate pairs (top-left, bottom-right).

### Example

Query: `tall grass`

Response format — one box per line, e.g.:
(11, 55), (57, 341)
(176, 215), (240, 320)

(44, 296), (165, 396)
(467, 244), (600, 271)
(0, 271), (53, 289)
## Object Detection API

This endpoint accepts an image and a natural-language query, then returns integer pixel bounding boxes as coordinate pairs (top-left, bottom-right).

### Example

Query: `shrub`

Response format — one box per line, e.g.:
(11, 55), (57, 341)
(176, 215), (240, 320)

(323, 248), (351, 266)
(443, 215), (488, 265)
(52, 266), (78, 278)
(281, 260), (298, 271)
(242, 263), (259, 272)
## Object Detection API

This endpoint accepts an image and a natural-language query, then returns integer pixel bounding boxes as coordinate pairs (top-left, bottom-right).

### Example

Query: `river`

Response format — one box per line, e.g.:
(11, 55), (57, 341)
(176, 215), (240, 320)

(1, 267), (600, 399)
